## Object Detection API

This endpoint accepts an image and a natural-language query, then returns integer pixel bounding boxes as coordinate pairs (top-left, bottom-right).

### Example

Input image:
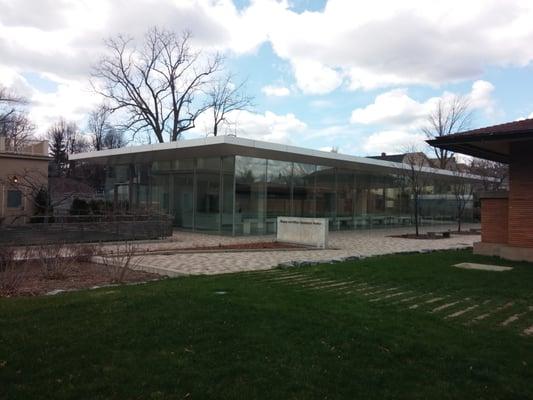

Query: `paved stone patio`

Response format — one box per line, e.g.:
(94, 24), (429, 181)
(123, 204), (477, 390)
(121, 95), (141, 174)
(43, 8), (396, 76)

(125, 224), (482, 277)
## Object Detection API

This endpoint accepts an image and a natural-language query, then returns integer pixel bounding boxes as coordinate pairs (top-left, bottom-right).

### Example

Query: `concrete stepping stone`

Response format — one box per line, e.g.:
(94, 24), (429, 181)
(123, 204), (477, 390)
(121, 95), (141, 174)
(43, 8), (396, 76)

(303, 280), (350, 289)
(523, 325), (533, 336)
(369, 291), (411, 302)
(425, 296), (447, 304)
(453, 262), (513, 272)
(319, 281), (361, 291)
(446, 304), (479, 319)
(470, 302), (514, 322)
(289, 277), (334, 286)
(432, 300), (463, 313)
(394, 294), (427, 305)
(364, 287), (399, 296)
(500, 307), (533, 327)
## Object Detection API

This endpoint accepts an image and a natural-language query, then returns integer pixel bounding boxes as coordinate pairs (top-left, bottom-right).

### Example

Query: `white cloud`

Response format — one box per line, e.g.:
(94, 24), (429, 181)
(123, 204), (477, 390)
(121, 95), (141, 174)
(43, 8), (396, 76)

(529, 112), (533, 119)
(231, 110), (306, 143)
(350, 88), (432, 127)
(351, 80), (496, 129)
(262, 0), (533, 92)
(355, 80), (497, 155)
(190, 108), (307, 144)
(290, 58), (343, 94)
(261, 85), (290, 97)
(361, 130), (427, 156)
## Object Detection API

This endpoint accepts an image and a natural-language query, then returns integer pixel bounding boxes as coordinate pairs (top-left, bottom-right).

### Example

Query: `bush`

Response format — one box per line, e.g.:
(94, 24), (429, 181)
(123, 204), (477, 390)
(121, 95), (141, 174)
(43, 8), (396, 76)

(37, 243), (75, 280)
(100, 242), (142, 283)
(0, 246), (26, 297)
(70, 198), (90, 216)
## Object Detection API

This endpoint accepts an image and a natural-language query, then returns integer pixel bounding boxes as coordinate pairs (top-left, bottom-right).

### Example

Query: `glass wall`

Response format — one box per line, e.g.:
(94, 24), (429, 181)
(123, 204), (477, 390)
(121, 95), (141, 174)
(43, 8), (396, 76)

(235, 156), (266, 235)
(92, 153), (477, 235)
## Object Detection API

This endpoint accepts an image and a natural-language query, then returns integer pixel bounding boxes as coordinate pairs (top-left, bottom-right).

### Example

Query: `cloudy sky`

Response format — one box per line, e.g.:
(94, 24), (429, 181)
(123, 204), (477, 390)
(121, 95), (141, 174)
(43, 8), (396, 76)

(1, 0), (533, 156)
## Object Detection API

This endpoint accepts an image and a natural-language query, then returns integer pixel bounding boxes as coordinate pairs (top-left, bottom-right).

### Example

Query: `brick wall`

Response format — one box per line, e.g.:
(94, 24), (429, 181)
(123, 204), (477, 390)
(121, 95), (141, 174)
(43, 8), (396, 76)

(508, 143), (533, 248)
(481, 198), (508, 244)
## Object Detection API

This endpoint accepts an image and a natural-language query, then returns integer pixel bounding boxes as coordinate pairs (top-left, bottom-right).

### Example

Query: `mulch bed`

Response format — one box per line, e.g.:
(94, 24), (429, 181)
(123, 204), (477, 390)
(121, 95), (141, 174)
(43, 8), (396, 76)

(1, 261), (160, 297)
(390, 234), (449, 240)
(178, 242), (307, 251)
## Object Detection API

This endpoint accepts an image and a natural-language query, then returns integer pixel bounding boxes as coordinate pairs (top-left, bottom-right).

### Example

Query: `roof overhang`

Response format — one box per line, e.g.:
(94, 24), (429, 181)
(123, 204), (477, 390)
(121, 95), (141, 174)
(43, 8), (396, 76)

(70, 135), (485, 181)
(427, 128), (533, 164)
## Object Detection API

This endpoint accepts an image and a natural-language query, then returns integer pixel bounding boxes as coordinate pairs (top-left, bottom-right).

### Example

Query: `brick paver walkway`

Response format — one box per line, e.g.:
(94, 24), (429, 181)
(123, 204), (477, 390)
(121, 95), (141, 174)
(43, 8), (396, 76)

(126, 224), (481, 277)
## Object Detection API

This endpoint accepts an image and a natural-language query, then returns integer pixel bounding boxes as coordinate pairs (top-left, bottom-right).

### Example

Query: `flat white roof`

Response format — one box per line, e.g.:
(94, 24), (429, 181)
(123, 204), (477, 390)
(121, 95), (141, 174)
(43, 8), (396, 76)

(70, 135), (483, 180)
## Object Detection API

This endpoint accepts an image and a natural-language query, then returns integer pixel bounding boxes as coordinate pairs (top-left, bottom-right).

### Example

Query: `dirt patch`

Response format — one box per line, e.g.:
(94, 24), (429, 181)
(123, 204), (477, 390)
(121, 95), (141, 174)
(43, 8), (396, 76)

(178, 241), (307, 251)
(1, 261), (160, 297)
(449, 230), (481, 235)
(390, 234), (450, 240)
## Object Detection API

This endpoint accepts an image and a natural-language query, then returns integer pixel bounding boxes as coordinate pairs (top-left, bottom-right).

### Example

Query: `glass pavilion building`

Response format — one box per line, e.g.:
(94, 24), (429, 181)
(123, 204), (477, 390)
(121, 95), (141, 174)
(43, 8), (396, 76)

(70, 136), (481, 235)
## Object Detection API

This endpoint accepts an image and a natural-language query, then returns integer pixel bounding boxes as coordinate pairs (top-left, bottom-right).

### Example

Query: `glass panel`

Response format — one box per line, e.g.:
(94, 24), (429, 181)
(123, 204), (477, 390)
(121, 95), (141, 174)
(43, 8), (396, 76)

(234, 156), (266, 235)
(292, 163), (316, 217)
(266, 160), (292, 233)
(173, 173), (194, 229)
(336, 169), (354, 230)
(195, 157), (221, 232)
(315, 166), (336, 229)
(221, 156), (235, 234)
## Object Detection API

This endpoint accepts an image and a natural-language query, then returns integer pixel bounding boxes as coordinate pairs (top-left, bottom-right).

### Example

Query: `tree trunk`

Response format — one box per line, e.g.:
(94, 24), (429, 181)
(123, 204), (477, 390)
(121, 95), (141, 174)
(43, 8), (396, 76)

(414, 193), (419, 237)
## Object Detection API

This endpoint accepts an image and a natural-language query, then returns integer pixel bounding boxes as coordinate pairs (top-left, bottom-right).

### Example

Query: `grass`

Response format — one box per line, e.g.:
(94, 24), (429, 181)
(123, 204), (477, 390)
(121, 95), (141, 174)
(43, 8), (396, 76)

(1, 249), (533, 399)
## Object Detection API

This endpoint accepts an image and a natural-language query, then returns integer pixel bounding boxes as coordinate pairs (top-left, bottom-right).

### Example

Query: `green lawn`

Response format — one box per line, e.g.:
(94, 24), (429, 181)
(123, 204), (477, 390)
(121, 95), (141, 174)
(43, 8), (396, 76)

(1, 249), (533, 399)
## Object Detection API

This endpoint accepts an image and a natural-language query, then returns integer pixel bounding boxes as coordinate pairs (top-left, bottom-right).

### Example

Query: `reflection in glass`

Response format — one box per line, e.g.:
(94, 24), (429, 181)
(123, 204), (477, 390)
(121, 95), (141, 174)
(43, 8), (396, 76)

(235, 156), (266, 235)
(293, 163), (316, 217)
(266, 160), (292, 233)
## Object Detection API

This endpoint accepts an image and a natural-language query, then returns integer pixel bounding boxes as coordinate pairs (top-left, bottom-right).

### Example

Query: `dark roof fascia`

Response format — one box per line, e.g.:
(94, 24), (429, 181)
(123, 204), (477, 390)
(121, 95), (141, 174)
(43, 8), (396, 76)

(427, 129), (533, 146)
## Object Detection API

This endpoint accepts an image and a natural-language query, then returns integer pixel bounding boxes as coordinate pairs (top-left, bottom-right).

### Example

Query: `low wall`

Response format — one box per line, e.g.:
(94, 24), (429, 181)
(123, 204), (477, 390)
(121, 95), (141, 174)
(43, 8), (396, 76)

(0, 215), (173, 245)
(480, 193), (508, 244)
(276, 217), (328, 248)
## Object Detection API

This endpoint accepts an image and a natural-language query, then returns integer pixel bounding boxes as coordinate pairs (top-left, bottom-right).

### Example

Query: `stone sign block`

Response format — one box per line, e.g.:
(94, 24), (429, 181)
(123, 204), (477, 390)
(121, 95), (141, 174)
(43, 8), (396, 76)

(276, 217), (328, 248)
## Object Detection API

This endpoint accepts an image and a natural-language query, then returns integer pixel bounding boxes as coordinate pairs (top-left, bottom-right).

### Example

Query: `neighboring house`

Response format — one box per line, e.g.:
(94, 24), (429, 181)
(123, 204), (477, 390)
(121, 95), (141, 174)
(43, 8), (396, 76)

(368, 152), (467, 171)
(427, 118), (533, 262)
(367, 152), (432, 167)
(0, 137), (49, 224)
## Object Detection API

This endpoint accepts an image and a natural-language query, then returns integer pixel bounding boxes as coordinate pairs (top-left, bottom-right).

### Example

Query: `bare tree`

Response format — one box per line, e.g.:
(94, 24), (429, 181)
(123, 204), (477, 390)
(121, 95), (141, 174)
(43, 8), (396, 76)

(87, 104), (112, 151)
(402, 148), (430, 236)
(48, 119), (89, 175)
(422, 95), (473, 169)
(0, 86), (34, 150)
(87, 104), (126, 150)
(207, 74), (253, 136)
(91, 27), (222, 143)
(0, 85), (25, 124)
(468, 158), (508, 191)
(451, 167), (474, 233)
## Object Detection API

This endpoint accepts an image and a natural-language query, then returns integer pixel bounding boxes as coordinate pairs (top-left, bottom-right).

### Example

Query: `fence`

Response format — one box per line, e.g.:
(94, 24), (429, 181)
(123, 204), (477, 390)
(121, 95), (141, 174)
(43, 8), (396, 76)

(0, 214), (173, 245)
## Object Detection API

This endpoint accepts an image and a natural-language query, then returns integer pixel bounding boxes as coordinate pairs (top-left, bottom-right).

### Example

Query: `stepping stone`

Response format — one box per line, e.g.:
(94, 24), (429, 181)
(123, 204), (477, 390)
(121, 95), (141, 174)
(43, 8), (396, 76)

(369, 291), (411, 302)
(500, 307), (533, 327)
(306, 281), (353, 289)
(453, 263), (513, 272)
(523, 325), (533, 336)
(446, 304), (479, 319)
(321, 281), (361, 291)
(432, 300), (462, 313)
(470, 302), (514, 322)
(425, 297), (447, 304)
(394, 294), (427, 304)
(364, 287), (398, 296)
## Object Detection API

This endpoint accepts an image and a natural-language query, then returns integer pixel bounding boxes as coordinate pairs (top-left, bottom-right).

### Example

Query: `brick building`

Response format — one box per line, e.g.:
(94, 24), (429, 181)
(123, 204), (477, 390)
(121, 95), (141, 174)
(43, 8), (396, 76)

(0, 137), (49, 224)
(427, 118), (533, 262)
